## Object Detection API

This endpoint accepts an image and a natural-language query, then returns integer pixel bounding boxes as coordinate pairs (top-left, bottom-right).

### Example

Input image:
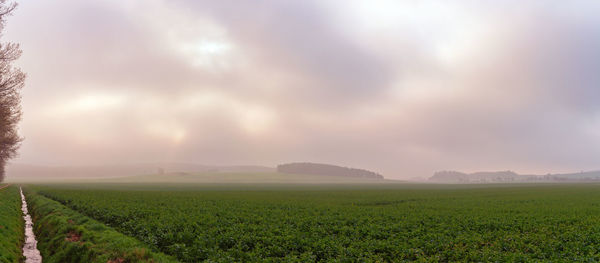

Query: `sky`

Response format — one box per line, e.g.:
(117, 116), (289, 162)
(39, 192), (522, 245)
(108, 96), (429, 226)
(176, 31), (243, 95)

(3, 0), (600, 178)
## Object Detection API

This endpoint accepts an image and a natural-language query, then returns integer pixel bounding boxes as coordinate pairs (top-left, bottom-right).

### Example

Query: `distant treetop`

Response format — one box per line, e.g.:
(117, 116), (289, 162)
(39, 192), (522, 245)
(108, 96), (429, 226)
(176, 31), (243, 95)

(277, 162), (384, 179)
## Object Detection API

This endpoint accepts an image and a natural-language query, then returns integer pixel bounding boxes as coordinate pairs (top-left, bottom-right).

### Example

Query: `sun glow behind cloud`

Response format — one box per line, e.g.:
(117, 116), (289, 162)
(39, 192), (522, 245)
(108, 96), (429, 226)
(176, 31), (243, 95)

(48, 92), (128, 117)
(179, 91), (277, 136)
(178, 39), (234, 69)
(144, 122), (187, 145)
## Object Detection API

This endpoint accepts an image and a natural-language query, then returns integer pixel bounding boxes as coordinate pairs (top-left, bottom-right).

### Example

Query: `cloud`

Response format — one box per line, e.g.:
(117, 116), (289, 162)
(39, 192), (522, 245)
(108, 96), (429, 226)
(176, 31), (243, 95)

(3, 0), (600, 177)
(170, 0), (392, 105)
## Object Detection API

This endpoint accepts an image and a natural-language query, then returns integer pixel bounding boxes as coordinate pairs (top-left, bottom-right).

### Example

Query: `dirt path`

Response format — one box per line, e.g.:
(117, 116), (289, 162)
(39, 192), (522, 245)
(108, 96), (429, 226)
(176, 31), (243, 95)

(20, 187), (42, 263)
(0, 183), (12, 190)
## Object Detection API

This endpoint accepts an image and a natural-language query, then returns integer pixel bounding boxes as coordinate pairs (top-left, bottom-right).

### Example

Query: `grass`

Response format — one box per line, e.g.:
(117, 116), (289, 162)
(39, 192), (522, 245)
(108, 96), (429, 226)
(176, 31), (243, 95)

(23, 188), (177, 263)
(30, 182), (600, 262)
(0, 185), (23, 263)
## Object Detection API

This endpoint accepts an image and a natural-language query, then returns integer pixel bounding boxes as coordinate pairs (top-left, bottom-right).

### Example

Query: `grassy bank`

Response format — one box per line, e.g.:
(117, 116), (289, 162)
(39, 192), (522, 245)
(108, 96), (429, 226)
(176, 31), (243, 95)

(23, 188), (177, 263)
(0, 185), (23, 263)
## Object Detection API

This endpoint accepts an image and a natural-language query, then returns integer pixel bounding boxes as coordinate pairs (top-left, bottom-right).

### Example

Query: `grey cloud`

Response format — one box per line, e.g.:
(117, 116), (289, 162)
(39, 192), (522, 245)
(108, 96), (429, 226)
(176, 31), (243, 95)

(10, 0), (227, 98)
(171, 0), (391, 106)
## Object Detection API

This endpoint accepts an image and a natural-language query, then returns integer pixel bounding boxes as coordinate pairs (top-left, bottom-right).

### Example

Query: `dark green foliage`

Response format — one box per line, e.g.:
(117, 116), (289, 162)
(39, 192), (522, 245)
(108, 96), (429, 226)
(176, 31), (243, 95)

(30, 183), (600, 262)
(23, 188), (177, 263)
(0, 185), (23, 263)
(278, 162), (383, 179)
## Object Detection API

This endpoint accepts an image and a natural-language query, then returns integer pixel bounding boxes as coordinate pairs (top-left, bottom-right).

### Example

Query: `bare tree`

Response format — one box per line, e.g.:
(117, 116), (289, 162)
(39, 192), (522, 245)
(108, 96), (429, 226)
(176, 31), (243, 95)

(0, 1), (24, 182)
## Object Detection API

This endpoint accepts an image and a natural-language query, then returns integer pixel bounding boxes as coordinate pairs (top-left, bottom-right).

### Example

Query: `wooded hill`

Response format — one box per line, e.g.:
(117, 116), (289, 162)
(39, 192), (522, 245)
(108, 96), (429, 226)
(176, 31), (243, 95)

(277, 162), (384, 179)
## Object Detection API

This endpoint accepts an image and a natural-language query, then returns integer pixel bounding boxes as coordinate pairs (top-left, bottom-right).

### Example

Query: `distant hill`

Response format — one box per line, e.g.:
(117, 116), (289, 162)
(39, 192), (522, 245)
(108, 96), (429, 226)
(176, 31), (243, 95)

(430, 170), (600, 183)
(277, 162), (384, 179)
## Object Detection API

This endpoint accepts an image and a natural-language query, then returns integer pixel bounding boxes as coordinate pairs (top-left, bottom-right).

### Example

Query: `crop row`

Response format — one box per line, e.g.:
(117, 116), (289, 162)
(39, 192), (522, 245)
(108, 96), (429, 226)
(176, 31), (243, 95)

(24, 188), (176, 263)
(34, 184), (600, 262)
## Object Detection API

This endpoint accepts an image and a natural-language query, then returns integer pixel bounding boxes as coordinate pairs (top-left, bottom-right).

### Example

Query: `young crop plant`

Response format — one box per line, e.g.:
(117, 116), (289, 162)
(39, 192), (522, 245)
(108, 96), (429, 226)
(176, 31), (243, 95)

(0, 185), (24, 263)
(23, 188), (177, 263)
(30, 183), (600, 262)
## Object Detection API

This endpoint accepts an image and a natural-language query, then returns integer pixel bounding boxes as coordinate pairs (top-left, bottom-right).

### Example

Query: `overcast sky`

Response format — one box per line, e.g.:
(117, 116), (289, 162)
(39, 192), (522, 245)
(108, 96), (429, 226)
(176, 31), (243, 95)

(4, 0), (600, 178)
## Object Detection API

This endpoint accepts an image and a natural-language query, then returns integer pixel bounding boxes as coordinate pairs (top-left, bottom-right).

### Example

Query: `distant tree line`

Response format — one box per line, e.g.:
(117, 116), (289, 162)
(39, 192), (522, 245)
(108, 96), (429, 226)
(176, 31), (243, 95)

(277, 162), (384, 179)
(0, 1), (24, 182)
(430, 170), (600, 184)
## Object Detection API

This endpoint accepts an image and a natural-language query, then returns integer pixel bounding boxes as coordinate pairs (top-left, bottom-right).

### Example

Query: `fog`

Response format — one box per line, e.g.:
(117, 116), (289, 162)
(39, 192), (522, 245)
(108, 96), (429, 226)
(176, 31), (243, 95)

(4, 0), (600, 179)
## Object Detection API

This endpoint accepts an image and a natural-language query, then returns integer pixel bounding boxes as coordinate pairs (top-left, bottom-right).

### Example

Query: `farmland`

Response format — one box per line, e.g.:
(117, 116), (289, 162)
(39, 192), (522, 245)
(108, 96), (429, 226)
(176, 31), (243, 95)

(24, 188), (175, 263)
(25, 183), (600, 262)
(0, 185), (24, 263)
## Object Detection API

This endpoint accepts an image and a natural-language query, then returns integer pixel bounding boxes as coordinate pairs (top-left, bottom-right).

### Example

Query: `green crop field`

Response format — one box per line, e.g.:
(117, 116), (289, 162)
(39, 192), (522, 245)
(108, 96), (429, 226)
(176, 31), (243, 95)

(0, 185), (24, 263)
(25, 183), (600, 262)
(23, 188), (176, 263)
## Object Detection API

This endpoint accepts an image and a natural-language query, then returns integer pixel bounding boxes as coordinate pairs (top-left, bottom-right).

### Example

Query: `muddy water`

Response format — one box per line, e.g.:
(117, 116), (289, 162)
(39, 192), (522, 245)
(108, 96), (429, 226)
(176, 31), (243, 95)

(20, 187), (42, 263)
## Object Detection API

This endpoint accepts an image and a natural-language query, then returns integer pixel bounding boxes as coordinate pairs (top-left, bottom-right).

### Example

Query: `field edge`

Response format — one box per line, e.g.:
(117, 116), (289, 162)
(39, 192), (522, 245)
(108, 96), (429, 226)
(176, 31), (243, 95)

(23, 187), (178, 263)
(0, 185), (24, 263)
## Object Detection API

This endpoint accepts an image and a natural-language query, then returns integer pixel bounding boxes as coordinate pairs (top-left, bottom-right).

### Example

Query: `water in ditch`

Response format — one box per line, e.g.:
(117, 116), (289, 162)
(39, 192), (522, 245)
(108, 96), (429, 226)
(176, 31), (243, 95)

(20, 187), (42, 263)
